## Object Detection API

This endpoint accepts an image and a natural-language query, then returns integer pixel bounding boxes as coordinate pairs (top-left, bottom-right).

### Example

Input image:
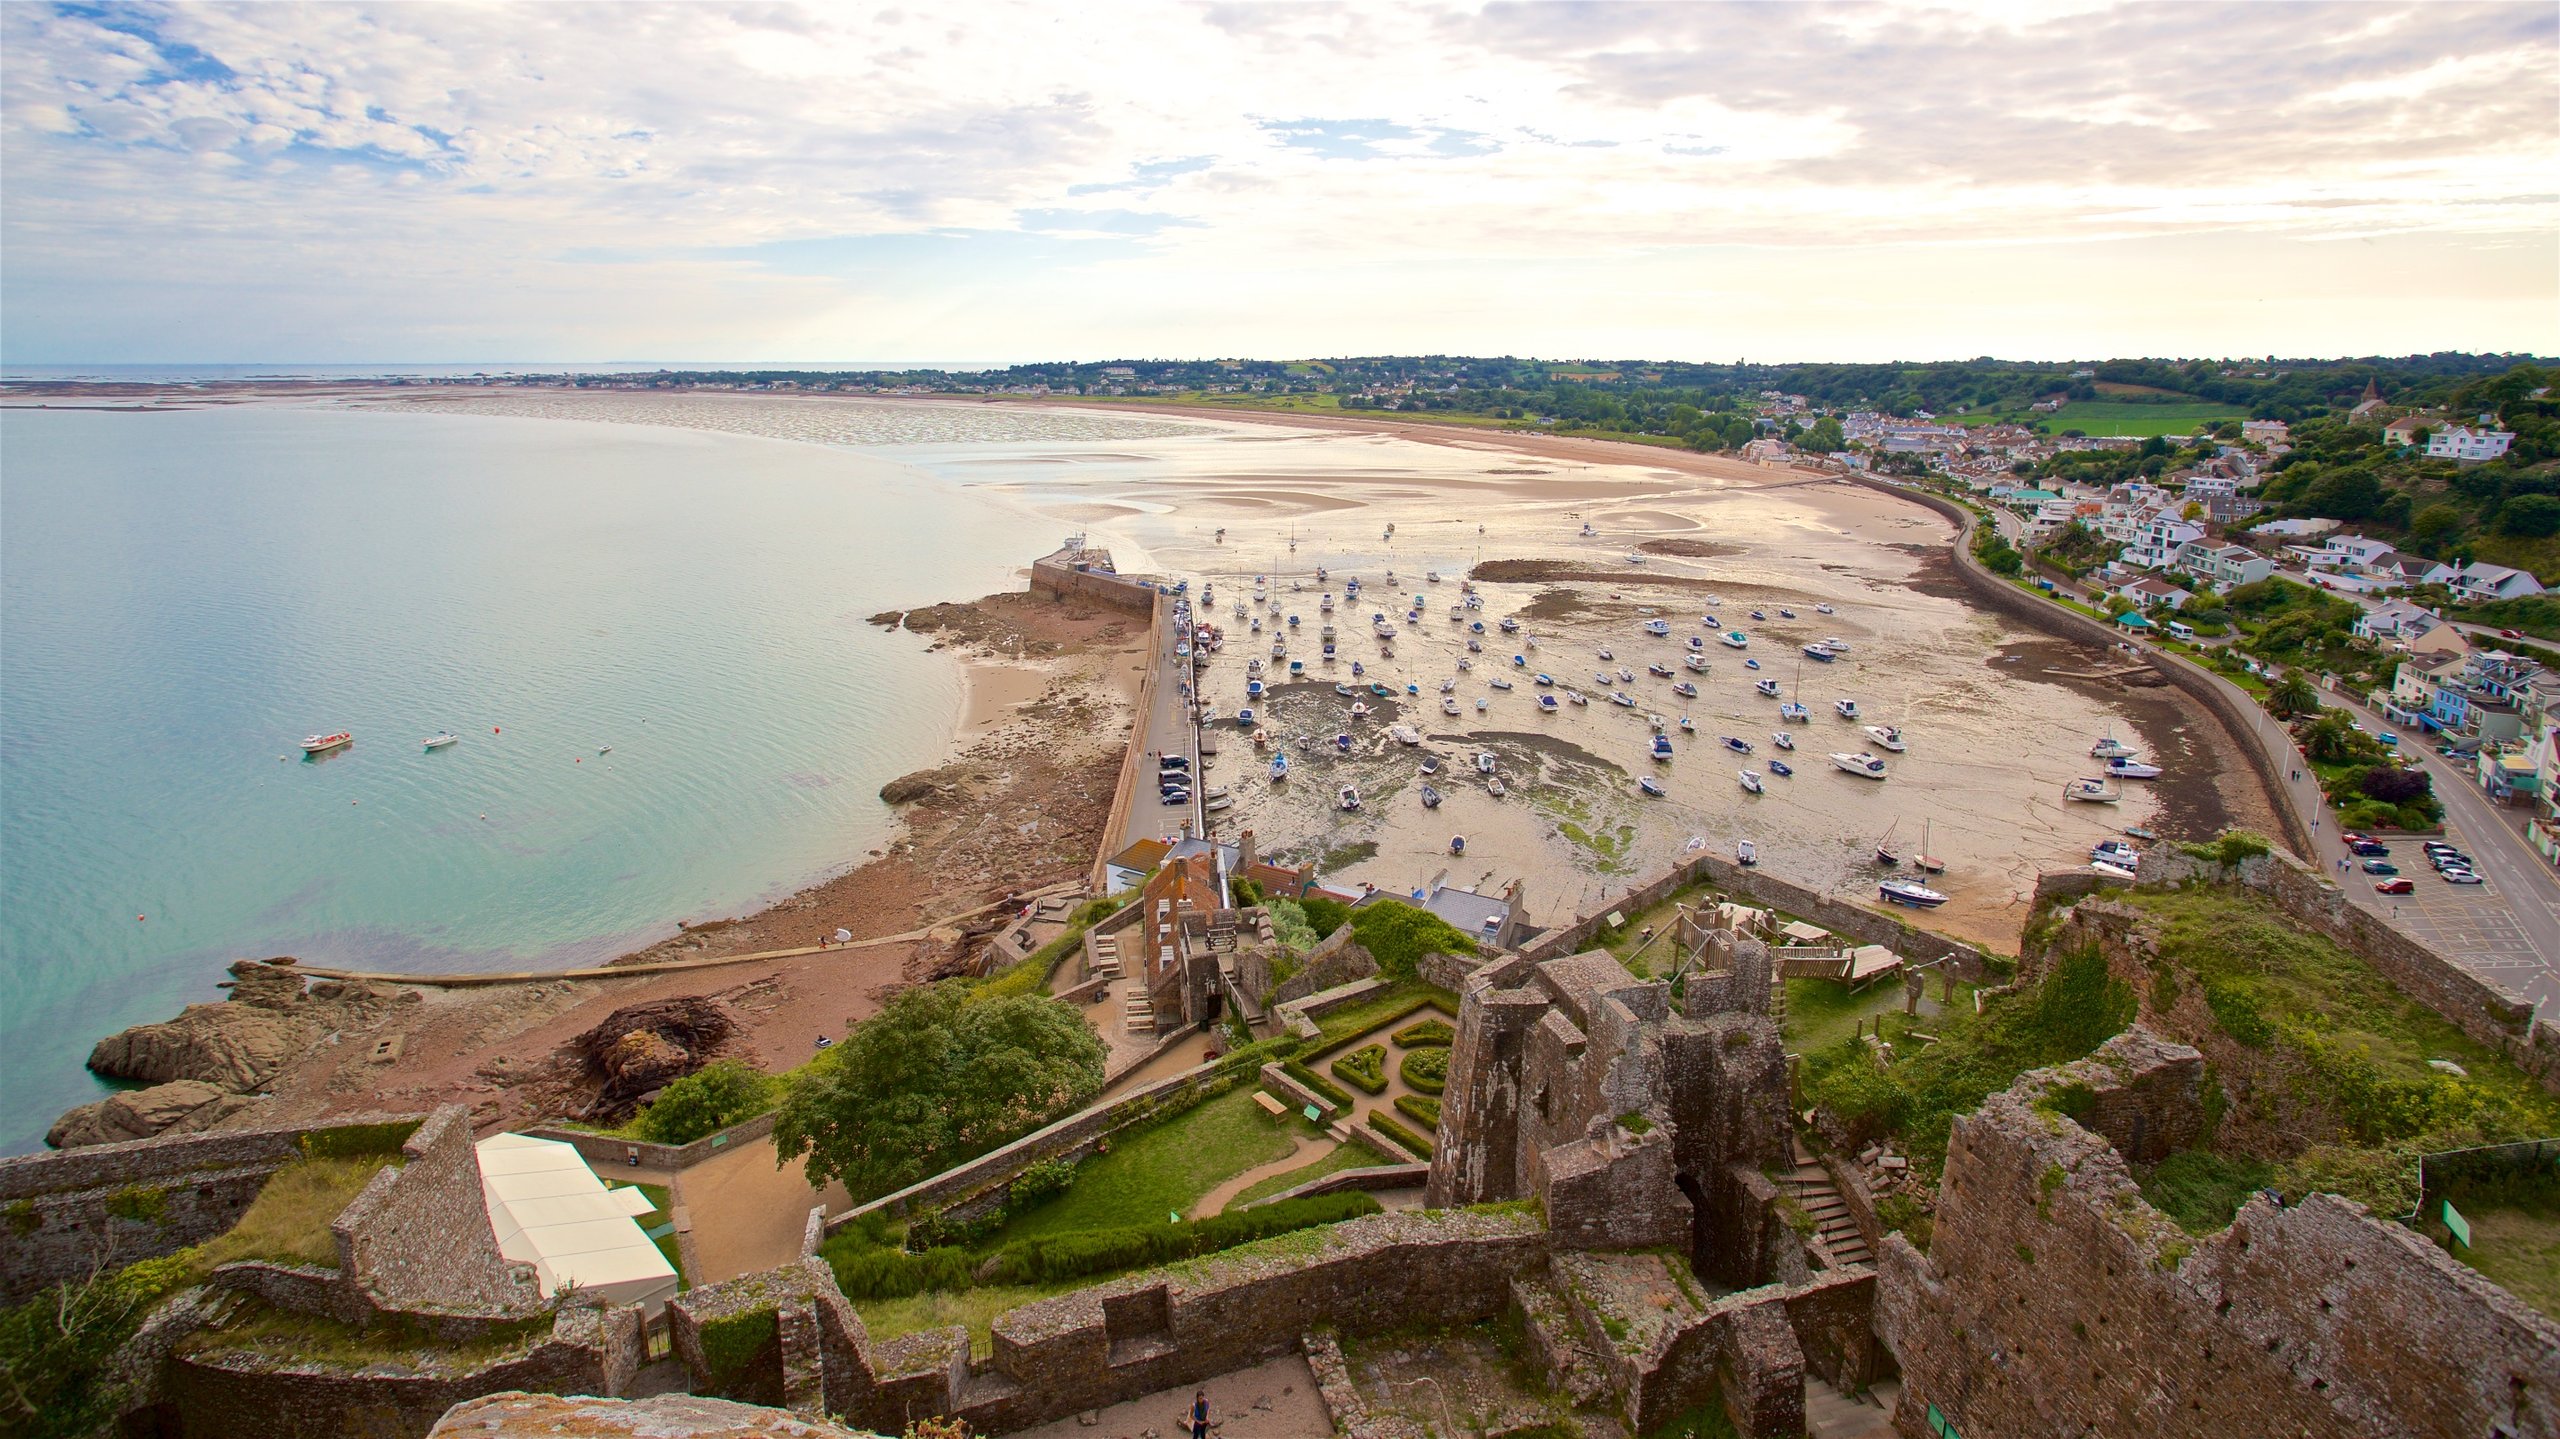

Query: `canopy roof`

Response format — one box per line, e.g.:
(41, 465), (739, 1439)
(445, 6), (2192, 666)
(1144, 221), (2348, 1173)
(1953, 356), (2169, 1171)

(476, 1132), (678, 1311)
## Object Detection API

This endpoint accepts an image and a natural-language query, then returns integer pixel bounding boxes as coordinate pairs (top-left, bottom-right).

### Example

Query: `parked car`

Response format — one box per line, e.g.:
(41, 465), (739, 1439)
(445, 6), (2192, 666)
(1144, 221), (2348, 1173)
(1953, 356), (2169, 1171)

(2361, 860), (2398, 875)
(2443, 869), (2484, 885)
(2500, 628), (2524, 640)
(2430, 852), (2473, 870)
(2375, 878), (2415, 895)
(2341, 831), (2374, 845)
(1159, 755), (1191, 771)
(2350, 841), (2390, 857)
(1158, 790), (1190, 806)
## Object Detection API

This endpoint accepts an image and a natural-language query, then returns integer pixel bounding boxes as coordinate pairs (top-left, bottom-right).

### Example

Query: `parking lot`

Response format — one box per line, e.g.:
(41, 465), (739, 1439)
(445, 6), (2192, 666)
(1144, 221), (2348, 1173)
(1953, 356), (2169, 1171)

(2341, 820), (2560, 1015)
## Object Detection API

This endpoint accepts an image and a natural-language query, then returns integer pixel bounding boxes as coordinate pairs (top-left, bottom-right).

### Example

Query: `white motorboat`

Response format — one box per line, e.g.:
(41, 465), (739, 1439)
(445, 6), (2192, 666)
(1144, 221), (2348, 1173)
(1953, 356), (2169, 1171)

(1654, 734), (1677, 760)
(1739, 769), (1763, 794)
(1538, 694), (1560, 712)
(1440, 677), (1457, 693)
(1831, 751), (1889, 779)
(1720, 631), (1750, 649)
(1442, 696), (1463, 716)
(1610, 691), (1636, 707)
(1271, 753), (1289, 781)
(1771, 732), (1793, 750)
(1420, 783), (1443, 809)
(1880, 879), (1948, 908)
(1863, 725), (1906, 752)
(1204, 794), (1233, 813)
(1339, 785), (1362, 811)
(1565, 690), (1589, 706)
(1755, 679), (1781, 697)
(1534, 671), (1554, 686)
(422, 731), (459, 750)
(1644, 619), (1671, 637)
(1815, 604), (1836, 615)
(1779, 702), (1809, 723)
(1618, 667), (1636, 684)
(2091, 734), (2135, 760)
(2064, 776), (2121, 803)
(1389, 724), (1422, 746)
(1474, 698), (1489, 712)
(1818, 637), (1851, 653)
(1421, 754), (1441, 775)
(1598, 648), (1614, 661)
(2106, 756), (2163, 780)
(1679, 715), (1696, 732)
(1475, 750), (1499, 775)
(1835, 699), (1860, 720)
(1737, 839), (1757, 865)
(301, 731), (353, 754)
(1638, 775), (1666, 797)
(1674, 680), (1699, 698)
(1685, 653), (1710, 673)
(1490, 677), (1514, 690)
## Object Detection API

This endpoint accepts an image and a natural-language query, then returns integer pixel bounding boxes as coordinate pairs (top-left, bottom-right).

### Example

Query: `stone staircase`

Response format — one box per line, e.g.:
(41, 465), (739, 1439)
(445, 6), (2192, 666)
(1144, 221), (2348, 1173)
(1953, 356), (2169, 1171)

(1123, 989), (1154, 1034)
(1787, 1139), (1872, 1268)
(1087, 932), (1123, 980)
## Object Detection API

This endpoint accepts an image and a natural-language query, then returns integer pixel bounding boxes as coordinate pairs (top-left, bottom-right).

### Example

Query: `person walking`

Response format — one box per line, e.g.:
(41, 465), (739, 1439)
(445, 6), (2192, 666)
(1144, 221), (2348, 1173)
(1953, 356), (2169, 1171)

(1189, 1388), (1212, 1439)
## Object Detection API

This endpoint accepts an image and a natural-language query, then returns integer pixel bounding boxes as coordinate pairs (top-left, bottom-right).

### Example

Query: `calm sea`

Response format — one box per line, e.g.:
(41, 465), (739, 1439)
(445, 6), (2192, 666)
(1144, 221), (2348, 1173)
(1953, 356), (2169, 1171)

(0, 406), (1068, 1154)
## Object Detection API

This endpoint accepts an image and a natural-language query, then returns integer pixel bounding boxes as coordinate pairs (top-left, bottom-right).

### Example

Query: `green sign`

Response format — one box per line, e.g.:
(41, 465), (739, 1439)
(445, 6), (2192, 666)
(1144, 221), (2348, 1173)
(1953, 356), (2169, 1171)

(1304, 1104), (1323, 1123)
(2444, 1199), (2472, 1249)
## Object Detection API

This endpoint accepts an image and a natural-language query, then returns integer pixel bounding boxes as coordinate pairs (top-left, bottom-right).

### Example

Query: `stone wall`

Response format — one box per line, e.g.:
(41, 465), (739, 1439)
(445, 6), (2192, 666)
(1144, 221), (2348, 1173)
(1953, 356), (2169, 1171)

(1875, 1030), (2560, 1439)
(1517, 850), (2002, 981)
(1028, 550), (1159, 615)
(522, 1110), (781, 1175)
(333, 1106), (535, 1315)
(153, 1303), (643, 1439)
(681, 1211), (1548, 1437)
(1081, 581), (1164, 891)
(0, 1111), (423, 1308)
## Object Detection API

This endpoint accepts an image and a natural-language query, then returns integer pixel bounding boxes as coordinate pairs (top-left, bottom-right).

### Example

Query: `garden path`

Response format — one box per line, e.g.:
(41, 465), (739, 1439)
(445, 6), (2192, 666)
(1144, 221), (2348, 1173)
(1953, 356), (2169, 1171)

(1189, 1133), (1325, 1218)
(671, 1133), (849, 1284)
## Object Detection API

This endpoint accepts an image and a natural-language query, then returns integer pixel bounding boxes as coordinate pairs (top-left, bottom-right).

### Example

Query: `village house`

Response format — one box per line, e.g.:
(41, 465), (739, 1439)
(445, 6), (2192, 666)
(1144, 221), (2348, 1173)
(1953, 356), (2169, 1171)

(2239, 418), (2290, 446)
(2111, 574), (2193, 611)
(2348, 376), (2388, 421)
(2426, 425), (2516, 463)
(2354, 598), (2443, 645)
(2423, 560), (2547, 602)
(2381, 413), (2438, 448)
(2122, 514), (2206, 572)
(2177, 540), (2273, 590)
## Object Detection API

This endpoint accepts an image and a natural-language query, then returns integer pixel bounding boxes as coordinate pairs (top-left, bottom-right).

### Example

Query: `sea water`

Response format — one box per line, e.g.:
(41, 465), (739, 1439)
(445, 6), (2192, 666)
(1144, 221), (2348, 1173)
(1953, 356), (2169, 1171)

(0, 406), (1069, 1153)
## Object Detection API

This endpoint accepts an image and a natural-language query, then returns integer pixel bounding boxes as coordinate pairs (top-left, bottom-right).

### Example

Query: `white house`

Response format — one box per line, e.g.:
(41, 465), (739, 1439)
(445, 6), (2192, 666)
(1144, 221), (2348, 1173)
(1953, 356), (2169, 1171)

(2113, 575), (2193, 611)
(2250, 517), (2340, 540)
(2122, 516), (2206, 571)
(2426, 426), (2515, 462)
(2424, 561), (2547, 602)
(2356, 599), (2442, 644)
(2179, 542), (2273, 590)
(2240, 419), (2290, 446)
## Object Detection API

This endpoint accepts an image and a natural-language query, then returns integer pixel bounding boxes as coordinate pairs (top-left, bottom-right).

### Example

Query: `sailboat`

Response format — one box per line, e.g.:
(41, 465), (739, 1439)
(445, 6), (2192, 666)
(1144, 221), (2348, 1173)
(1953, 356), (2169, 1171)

(1915, 819), (1945, 873)
(1873, 821), (1902, 867)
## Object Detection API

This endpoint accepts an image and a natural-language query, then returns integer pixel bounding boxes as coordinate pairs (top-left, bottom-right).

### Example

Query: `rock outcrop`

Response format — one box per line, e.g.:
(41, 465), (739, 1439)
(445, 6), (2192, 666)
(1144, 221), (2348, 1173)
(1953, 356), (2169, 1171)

(64, 959), (403, 1147)
(45, 1079), (262, 1149)
(429, 1392), (888, 1438)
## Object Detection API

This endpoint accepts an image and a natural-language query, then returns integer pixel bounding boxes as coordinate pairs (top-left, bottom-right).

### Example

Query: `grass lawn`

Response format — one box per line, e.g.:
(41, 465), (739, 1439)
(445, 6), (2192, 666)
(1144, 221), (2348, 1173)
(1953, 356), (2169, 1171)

(1230, 1140), (1380, 1208)
(1783, 978), (1917, 1053)
(857, 1282), (1076, 1357)
(2432, 1204), (2560, 1320)
(197, 1156), (398, 1269)
(983, 1087), (1325, 1244)
(2043, 400), (2243, 437)
(1311, 982), (1458, 1049)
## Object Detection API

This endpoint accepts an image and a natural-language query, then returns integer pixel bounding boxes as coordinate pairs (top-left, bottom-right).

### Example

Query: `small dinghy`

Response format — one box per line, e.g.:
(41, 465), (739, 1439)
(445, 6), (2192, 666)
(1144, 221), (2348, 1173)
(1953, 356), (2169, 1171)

(1419, 783), (1443, 809)
(1738, 769), (1763, 794)
(1768, 759), (1793, 777)
(1638, 775), (1666, 797)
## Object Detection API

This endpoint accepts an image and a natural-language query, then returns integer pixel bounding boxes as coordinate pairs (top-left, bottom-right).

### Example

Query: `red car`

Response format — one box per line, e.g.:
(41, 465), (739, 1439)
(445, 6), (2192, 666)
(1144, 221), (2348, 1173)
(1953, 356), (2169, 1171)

(2500, 629), (2524, 640)
(2375, 877), (2414, 895)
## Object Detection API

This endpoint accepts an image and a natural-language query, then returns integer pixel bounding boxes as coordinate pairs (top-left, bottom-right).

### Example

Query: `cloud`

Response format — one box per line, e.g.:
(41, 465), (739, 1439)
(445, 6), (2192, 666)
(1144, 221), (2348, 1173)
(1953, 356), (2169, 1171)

(0, 0), (2551, 363)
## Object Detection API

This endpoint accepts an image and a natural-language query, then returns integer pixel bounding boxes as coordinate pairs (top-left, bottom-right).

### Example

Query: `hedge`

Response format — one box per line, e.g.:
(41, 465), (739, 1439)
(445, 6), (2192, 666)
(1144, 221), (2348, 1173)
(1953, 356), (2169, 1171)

(1395, 1094), (1442, 1130)
(1345, 900), (1477, 980)
(981, 1191), (1382, 1288)
(1399, 1046), (1449, 1095)
(818, 1238), (976, 1301)
(1366, 1110), (1434, 1159)
(298, 1119), (422, 1160)
(1391, 1018), (1455, 1047)
(1283, 1059), (1354, 1109)
(1331, 1044), (1389, 1096)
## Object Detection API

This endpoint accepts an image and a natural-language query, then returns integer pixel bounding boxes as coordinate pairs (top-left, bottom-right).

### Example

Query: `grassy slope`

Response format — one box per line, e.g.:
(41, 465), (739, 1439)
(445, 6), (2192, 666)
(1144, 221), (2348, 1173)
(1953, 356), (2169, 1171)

(981, 1087), (1321, 1243)
(1231, 1140), (1381, 1207)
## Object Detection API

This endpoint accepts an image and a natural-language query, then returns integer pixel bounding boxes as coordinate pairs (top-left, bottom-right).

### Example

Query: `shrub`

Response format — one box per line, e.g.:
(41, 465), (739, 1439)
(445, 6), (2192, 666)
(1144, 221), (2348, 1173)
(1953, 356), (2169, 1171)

(1008, 1159), (1077, 1211)
(820, 1239), (975, 1301)
(1399, 1046), (1450, 1094)
(633, 1060), (778, 1146)
(2212, 830), (2272, 866)
(1395, 1094), (1442, 1130)
(2142, 1151), (2275, 1235)
(104, 1186), (166, 1226)
(0, 1249), (209, 1438)
(1266, 898), (1319, 953)
(2358, 765), (2433, 805)
(1283, 1059), (1353, 1109)
(1366, 1111), (1434, 1158)
(1299, 896), (1352, 939)
(1331, 1044), (1389, 1096)
(981, 1193), (1381, 1287)
(1346, 901), (1477, 980)
(904, 1207), (1003, 1253)
(1391, 1018), (1454, 1047)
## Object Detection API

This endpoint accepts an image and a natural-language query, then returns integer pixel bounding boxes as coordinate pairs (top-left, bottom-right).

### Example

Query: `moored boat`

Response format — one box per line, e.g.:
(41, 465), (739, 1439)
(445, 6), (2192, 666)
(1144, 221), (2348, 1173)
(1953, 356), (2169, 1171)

(1835, 699), (1859, 720)
(1476, 750), (1498, 774)
(1653, 734), (1676, 761)
(301, 731), (352, 754)
(1638, 775), (1666, 797)
(1739, 769), (1763, 794)
(1737, 839), (1757, 865)
(1863, 725), (1906, 752)
(1420, 783), (1443, 809)
(2106, 756), (2163, 780)
(1339, 785), (1361, 811)
(1771, 732), (1794, 750)
(1831, 751), (1889, 779)
(1722, 735), (1752, 754)
(1768, 759), (1792, 777)
(422, 731), (458, 751)
(1720, 630), (1750, 649)
(1880, 879), (1948, 908)
(2091, 734), (2135, 759)
(1755, 679), (1781, 697)
(2064, 776), (2121, 803)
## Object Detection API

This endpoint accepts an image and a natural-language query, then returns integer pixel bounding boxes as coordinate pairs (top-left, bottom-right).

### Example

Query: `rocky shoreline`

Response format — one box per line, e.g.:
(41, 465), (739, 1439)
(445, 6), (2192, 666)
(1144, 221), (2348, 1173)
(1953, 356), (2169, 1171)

(48, 586), (1146, 1150)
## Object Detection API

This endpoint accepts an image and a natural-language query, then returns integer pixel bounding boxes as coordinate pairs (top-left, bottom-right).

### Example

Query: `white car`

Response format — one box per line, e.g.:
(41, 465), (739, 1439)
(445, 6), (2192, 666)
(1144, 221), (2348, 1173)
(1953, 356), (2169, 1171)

(2441, 869), (2483, 885)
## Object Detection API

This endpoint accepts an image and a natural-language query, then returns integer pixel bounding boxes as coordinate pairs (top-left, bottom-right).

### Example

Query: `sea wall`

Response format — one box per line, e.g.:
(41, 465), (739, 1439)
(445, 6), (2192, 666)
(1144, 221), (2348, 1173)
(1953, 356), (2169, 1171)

(1085, 585), (1167, 891)
(1029, 548), (1159, 615)
(0, 1112), (423, 1308)
(1852, 476), (2310, 858)
(1874, 1030), (2560, 1439)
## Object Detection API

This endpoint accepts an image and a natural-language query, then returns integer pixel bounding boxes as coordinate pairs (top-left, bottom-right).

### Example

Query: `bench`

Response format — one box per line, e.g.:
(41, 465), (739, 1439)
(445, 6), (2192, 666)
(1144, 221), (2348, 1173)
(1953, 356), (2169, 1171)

(1252, 1091), (1288, 1119)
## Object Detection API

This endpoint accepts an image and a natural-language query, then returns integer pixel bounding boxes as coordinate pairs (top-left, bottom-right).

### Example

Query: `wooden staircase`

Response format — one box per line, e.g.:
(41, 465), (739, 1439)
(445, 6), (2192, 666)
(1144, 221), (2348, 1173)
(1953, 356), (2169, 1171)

(1788, 1138), (1872, 1268)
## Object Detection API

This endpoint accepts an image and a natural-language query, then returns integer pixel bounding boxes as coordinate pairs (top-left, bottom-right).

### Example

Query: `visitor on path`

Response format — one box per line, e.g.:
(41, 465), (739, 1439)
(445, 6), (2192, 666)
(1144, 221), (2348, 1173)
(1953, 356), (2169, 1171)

(1190, 1388), (1212, 1438)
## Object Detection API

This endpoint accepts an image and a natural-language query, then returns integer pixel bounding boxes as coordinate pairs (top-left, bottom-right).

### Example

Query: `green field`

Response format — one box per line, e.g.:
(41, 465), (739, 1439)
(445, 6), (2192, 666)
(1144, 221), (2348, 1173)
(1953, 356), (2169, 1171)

(2044, 400), (2244, 437)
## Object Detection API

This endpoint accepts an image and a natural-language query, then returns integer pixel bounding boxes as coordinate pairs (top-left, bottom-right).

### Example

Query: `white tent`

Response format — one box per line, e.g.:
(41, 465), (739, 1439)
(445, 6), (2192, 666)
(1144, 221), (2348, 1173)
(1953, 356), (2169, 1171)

(476, 1132), (680, 1313)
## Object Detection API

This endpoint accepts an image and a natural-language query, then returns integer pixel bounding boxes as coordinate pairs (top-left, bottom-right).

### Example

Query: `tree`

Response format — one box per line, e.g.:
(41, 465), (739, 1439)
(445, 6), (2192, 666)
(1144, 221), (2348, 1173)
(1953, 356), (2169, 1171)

(2358, 765), (2433, 805)
(774, 984), (1106, 1197)
(2496, 494), (2560, 538)
(2411, 503), (2465, 549)
(2302, 468), (2384, 521)
(2267, 671), (2320, 718)
(634, 1060), (778, 1145)
(1800, 417), (1845, 453)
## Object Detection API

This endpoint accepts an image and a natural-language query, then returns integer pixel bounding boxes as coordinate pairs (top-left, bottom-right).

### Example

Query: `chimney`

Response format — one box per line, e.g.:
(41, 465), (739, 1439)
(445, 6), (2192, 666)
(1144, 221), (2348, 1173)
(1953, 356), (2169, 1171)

(1238, 829), (1259, 872)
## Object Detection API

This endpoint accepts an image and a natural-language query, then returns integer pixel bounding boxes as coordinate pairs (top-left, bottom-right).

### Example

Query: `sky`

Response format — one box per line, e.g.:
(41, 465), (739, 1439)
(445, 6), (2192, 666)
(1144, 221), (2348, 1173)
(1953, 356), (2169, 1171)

(3, 0), (2556, 367)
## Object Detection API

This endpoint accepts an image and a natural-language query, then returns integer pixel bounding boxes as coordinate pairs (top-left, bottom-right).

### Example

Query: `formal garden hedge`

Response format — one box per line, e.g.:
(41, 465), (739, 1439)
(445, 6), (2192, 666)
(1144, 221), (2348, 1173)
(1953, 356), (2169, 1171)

(1391, 1017), (1454, 1047)
(1395, 1094), (1442, 1130)
(1366, 1110), (1434, 1159)
(1399, 1046), (1449, 1094)
(1331, 1044), (1389, 1096)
